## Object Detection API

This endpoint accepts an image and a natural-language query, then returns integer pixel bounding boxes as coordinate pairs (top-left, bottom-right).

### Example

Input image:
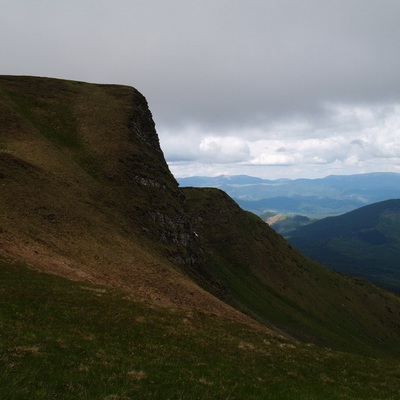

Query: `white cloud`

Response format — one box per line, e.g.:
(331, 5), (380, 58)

(163, 103), (400, 179)
(199, 136), (250, 163)
(160, 129), (250, 164)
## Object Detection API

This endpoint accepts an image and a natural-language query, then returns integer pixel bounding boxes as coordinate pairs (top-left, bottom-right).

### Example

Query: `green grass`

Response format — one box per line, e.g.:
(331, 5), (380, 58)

(5, 89), (80, 149)
(1, 258), (400, 400)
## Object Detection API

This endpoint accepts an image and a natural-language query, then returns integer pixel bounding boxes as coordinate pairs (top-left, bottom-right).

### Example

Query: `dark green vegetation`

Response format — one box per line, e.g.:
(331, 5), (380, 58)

(183, 188), (400, 358)
(288, 199), (400, 293)
(2, 76), (400, 398)
(2, 258), (400, 400)
(178, 173), (400, 217)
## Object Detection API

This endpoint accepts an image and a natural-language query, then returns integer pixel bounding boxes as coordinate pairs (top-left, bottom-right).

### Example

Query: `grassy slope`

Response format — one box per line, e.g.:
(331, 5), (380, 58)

(2, 257), (400, 400)
(288, 199), (400, 292)
(0, 75), (250, 321)
(183, 188), (400, 358)
(1, 75), (400, 388)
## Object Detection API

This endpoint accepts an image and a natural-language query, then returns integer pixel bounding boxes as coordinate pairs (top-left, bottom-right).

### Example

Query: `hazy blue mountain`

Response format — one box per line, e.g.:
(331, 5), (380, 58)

(178, 173), (400, 216)
(287, 199), (400, 293)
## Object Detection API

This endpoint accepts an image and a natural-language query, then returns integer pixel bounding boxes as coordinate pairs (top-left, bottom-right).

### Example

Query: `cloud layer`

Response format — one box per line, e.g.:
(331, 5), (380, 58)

(164, 103), (400, 178)
(2, 1), (400, 178)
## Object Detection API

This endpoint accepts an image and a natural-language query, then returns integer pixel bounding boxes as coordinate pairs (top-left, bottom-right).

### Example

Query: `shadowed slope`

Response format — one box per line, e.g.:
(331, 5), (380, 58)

(288, 199), (400, 292)
(183, 187), (400, 357)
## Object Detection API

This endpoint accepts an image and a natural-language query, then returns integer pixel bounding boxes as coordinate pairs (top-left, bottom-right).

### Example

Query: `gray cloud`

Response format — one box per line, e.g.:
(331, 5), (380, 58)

(2, 0), (400, 178)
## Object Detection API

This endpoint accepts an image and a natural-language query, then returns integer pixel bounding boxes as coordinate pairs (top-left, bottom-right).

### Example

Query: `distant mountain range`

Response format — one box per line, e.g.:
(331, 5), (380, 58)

(287, 199), (400, 293)
(178, 173), (400, 217)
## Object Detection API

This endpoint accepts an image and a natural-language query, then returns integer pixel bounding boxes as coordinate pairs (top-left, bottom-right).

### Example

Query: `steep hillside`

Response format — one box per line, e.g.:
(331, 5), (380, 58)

(288, 199), (400, 293)
(0, 75), (246, 322)
(1, 76), (400, 361)
(183, 188), (400, 357)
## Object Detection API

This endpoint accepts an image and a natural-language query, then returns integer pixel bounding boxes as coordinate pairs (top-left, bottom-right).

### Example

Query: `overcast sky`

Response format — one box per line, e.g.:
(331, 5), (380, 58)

(2, 0), (400, 179)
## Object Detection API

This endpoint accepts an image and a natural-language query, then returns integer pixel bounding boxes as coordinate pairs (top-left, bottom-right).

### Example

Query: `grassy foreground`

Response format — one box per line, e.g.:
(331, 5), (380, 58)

(1, 258), (399, 400)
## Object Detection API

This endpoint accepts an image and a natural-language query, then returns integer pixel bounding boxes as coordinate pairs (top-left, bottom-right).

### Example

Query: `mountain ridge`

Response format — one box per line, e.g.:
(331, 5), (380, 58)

(0, 75), (244, 322)
(2, 75), (400, 360)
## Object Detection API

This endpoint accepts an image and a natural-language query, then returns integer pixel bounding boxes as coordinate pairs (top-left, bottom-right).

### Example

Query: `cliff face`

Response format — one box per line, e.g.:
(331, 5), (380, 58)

(0, 76), (200, 264)
(2, 76), (400, 358)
